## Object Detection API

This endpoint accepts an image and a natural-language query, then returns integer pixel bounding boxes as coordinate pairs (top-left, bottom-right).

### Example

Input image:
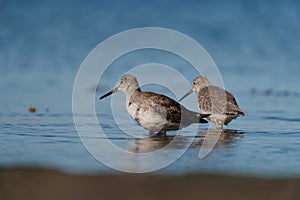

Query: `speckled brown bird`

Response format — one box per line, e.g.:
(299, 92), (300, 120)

(179, 76), (244, 129)
(100, 74), (208, 135)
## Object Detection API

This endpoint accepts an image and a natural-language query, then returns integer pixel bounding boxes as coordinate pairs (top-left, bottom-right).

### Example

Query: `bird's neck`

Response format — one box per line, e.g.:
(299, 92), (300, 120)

(196, 84), (210, 92)
(124, 87), (141, 102)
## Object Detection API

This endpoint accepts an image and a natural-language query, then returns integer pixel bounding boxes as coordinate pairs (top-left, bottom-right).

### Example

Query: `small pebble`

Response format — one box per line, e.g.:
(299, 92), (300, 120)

(28, 106), (36, 113)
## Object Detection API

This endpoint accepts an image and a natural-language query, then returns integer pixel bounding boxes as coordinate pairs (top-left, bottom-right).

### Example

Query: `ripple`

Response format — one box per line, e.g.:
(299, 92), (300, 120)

(262, 116), (300, 122)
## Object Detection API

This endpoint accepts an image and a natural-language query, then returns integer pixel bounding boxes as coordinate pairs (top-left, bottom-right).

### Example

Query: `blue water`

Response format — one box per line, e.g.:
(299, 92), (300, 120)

(1, 0), (300, 177)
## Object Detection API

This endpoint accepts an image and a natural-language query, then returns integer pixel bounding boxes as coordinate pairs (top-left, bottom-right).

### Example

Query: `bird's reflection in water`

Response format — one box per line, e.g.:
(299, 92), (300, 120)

(126, 134), (188, 153)
(192, 129), (244, 149)
(127, 129), (244, 153)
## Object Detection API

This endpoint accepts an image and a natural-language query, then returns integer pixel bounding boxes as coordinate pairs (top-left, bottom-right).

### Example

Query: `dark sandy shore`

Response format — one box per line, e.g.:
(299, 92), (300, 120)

(1, 168), (300, 200)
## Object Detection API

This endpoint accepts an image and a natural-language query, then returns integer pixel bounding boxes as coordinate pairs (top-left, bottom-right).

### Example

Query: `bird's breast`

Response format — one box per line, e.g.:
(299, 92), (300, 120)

(126, 101), (168, 132)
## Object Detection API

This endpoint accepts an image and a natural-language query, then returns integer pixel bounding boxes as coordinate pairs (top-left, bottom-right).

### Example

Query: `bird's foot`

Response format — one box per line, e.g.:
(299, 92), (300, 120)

(149, 131), (167, 137)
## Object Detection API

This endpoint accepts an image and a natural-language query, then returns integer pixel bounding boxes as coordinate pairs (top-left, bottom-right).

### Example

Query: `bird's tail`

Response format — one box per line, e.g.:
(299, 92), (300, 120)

(198, 113), (210, 123)
(180, 107), (209, 126)
(238, 110), (245, 116)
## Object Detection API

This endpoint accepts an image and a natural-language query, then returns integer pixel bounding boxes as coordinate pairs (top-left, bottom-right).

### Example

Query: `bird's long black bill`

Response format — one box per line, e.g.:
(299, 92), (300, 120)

(179, 89), (193, 102)
(99, 87), (118, 100)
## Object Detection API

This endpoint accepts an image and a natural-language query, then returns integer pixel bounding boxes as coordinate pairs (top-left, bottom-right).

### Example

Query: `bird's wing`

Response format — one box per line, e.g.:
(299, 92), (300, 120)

(198, 86), (244, 115)
(138, 92), (183, 124)
(134, 92), (207, 125)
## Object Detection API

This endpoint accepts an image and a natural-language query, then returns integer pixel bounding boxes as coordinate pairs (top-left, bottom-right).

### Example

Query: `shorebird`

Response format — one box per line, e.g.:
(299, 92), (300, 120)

(179, 76), (244, 129)
(99, 74), (208, 135)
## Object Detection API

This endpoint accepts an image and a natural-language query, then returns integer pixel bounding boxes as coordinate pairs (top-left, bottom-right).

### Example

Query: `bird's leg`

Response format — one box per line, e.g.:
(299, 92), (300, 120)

(217, 120), (224, 129)
(213, 120), (221, 129)
(157, 131), (167, 137)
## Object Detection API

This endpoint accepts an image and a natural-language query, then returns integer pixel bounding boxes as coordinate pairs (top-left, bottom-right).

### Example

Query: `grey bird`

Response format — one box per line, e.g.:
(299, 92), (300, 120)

(100, 74), (208, 135)
(179, 76), (244, 129)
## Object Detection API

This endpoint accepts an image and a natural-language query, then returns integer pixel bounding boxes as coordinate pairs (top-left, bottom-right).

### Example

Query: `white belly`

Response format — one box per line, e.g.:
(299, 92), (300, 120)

(127, 102), (167, 132)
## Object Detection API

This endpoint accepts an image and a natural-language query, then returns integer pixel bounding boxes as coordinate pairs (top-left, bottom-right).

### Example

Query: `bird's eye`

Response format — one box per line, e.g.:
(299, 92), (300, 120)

(120, 80), (124, 84)
(193, 81), (196, 85)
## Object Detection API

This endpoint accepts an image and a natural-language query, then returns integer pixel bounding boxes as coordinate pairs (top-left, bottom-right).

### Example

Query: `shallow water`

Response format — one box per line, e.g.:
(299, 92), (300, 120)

(1, 0), (300, 177)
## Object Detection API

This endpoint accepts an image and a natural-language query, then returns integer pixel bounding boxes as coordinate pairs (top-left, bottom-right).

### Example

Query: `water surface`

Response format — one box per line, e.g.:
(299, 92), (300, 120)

(1, 0), (300, 177)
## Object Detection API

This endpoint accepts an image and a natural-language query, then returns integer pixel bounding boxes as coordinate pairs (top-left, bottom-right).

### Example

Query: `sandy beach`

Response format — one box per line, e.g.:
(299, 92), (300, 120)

(1, 168), (300, 200)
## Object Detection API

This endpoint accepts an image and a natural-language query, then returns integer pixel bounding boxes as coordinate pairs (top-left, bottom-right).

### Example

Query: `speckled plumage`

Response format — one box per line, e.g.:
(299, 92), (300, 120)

(100, 74), (208, 134)
(180, 76), (244, 128)
(197, 86), (244, 125)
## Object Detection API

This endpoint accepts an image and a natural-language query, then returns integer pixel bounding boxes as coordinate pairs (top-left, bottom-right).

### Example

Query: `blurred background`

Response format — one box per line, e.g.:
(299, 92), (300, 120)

(1, 0), (300, 113)
(1, 0), (300, 176)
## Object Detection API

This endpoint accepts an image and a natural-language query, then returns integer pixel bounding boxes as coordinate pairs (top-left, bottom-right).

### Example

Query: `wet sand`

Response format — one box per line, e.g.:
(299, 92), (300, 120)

(1, 168), (300, 200)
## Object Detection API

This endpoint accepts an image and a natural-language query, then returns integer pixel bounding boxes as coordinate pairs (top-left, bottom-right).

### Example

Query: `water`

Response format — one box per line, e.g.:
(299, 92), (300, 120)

(1, 0), (300, 177)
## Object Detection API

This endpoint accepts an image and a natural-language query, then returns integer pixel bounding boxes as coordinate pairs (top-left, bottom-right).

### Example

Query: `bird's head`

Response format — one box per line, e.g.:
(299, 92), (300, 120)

(179, 76), (211, 101)
(99, 74), (139, 99)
